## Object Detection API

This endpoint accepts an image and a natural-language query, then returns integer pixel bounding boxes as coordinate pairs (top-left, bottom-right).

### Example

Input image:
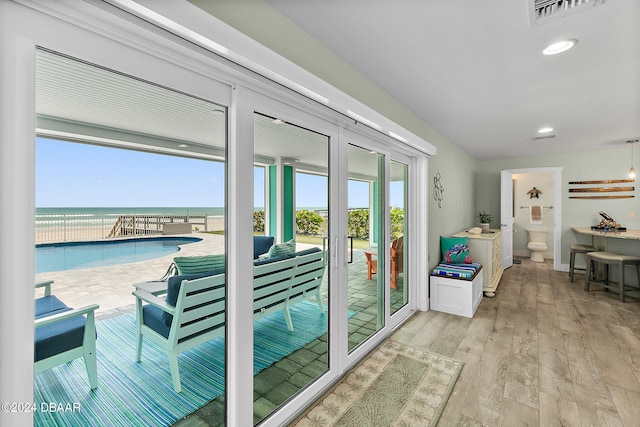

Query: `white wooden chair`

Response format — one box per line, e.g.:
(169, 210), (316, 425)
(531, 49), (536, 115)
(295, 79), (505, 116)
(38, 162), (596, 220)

(134, 273), (226, 393)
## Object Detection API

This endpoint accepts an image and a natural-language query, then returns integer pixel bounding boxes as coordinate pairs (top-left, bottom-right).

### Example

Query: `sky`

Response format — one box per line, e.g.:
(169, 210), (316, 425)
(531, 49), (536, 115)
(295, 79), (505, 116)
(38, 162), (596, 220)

(36, 138), (403, 209)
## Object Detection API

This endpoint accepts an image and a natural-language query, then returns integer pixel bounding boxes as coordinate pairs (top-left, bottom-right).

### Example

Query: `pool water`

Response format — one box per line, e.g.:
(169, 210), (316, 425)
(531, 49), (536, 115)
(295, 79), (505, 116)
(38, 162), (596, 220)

(36, 236), (202, 273)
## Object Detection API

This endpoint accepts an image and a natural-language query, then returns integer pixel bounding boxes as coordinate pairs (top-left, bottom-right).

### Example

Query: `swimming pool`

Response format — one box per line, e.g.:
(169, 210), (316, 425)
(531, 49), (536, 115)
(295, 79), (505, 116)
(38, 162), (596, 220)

(36, 236), (202, 273)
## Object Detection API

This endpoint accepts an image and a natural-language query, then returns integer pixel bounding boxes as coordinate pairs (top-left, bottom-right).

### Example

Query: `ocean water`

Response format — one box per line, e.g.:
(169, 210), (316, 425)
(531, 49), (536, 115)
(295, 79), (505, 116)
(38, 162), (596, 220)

(36, 207), (226, 218)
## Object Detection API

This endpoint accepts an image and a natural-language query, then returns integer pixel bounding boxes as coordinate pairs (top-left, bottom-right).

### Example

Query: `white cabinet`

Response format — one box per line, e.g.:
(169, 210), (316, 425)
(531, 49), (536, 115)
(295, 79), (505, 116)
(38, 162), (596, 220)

(430, 268), (483, 318)
(453, 229), (503, 297)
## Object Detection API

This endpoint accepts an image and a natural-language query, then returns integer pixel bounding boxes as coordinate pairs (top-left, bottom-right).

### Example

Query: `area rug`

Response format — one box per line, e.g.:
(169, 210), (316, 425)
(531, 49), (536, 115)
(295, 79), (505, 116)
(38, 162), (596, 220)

(293, 341), (463, 427)
(33, 300), (329, 427)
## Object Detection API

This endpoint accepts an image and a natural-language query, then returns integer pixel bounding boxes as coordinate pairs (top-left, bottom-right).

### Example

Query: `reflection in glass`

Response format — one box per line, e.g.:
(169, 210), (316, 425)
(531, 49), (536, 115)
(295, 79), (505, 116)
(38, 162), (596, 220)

(348, 144), (384, 352)
(34, 49), (227, 425)
(390, 160), (408, 315)
(253, 113), (329, 425)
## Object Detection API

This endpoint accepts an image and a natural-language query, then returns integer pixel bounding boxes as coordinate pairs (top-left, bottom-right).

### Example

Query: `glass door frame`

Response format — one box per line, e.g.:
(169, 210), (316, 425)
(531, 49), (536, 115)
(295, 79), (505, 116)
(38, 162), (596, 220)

(242, 89), (344, 424)
(340, 129), (419, 366)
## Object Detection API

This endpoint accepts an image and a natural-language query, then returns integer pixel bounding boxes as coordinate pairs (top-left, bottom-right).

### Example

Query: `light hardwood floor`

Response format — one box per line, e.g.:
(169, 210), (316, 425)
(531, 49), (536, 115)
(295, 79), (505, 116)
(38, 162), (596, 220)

(391, 258), (640, 427)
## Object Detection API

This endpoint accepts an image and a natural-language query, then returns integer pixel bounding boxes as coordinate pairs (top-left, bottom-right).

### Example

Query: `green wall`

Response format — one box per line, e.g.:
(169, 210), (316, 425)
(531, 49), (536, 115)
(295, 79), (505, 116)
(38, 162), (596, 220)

(477, 147), (640, 264)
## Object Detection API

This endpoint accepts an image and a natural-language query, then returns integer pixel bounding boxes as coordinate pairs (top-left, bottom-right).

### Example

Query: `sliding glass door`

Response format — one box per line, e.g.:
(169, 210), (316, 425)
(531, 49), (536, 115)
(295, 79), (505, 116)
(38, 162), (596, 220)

(253, 111), (331, 424)
(347, 144), (385, 351)
(390, 159), (409, 316)
(34, 48), (230, 424)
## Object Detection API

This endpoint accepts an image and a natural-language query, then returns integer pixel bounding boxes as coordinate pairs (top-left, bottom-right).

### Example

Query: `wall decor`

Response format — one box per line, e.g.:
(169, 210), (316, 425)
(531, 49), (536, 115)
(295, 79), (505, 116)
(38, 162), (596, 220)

(569, 195), (635, 199)
(568, 178), (635, 199)
(569, 187), (634, 193)
(433, 172), (444, 208)
(568, 179), (635, 184)
(527, 186), (542, 198)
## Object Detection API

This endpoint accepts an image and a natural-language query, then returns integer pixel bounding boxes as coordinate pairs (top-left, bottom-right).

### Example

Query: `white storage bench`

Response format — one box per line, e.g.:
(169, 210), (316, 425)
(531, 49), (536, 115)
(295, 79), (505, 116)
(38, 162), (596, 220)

(430, 263), (483, 318)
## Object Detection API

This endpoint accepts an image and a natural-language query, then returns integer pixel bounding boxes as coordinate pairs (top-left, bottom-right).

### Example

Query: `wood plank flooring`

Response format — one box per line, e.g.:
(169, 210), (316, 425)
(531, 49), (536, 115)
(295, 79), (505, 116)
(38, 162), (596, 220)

(391, 258), (640, 426)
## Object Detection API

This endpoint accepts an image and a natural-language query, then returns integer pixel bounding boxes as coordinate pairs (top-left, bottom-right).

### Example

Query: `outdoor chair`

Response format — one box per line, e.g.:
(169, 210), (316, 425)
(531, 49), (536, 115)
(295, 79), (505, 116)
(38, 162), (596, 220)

(134, 271), (226, 393)
(391, 236), (404, 289)
(363, 236), (404, 288)
(34, 280), (99, 389)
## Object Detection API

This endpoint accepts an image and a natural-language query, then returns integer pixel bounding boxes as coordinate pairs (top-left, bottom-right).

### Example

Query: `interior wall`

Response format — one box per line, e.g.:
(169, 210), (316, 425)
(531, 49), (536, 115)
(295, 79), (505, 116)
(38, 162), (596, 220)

(477, 146), (640, 266)
(512, 172), (554, 258)
(191, 0), (479, 270)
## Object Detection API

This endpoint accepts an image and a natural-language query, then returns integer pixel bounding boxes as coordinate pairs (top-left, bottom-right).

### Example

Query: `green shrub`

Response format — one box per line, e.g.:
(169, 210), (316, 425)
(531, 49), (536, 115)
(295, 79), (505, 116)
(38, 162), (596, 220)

(390, 207), (405, 240)
(296, 209), (323, 235)
(348, 209), (369, 239)
(253, 210), (265, 233)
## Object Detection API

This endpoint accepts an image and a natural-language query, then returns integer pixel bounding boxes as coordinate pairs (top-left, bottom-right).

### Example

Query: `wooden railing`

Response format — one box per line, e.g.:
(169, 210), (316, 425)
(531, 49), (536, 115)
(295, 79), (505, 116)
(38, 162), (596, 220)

(107, 214), (207, 237)
(35, 212), (208, 243)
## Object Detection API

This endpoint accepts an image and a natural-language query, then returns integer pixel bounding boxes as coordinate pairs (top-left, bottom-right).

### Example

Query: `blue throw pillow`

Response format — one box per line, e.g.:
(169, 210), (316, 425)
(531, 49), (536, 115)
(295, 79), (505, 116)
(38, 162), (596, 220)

(440, 236), (472, 264)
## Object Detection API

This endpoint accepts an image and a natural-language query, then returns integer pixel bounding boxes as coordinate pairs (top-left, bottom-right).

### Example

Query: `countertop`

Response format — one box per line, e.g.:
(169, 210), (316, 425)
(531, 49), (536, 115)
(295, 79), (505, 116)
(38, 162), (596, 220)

(572, 227), (640, 241)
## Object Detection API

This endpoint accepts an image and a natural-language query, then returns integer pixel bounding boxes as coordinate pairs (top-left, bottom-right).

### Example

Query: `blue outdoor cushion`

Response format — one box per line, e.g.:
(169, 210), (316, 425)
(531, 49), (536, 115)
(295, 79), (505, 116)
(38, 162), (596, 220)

(34, 315), (86, 362)
(162, 269), (225, 327)
(35, 295), (70, 318)
(143, 305), (170, 338)
(253, 235), (275, 259)
(145, 304), (225, 343)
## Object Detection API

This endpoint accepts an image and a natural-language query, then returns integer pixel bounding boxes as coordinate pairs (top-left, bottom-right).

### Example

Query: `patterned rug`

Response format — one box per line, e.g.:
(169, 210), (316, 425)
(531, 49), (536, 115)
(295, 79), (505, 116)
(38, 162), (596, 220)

(33, 301), (330, 427)
(293, 341), (463, 427)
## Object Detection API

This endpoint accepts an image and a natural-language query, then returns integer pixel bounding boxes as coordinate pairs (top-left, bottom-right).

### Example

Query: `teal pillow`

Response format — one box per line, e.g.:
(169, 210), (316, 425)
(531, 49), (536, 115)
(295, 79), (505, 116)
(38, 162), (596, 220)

(440, 236), (472, 264)
(174, 254), (225, 275)
(265, 239), (296, 259)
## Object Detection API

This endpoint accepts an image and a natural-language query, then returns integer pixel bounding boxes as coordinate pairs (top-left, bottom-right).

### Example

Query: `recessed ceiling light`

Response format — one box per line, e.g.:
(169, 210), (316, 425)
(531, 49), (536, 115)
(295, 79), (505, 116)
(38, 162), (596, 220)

(178, 144), (189, 148)
(543, 39), (577, 55)
(537, 127), (554, 133)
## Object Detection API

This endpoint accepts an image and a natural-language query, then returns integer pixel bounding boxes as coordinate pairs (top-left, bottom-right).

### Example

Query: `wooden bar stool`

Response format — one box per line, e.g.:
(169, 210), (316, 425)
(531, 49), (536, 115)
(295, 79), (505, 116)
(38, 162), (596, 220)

(569, 243), (595, 282)
(585, 251), (640, 302)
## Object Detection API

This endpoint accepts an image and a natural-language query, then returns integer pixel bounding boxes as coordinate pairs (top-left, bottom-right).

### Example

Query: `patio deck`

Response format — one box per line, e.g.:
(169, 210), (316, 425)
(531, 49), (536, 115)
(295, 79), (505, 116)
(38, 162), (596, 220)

(34, 232), (406, 425)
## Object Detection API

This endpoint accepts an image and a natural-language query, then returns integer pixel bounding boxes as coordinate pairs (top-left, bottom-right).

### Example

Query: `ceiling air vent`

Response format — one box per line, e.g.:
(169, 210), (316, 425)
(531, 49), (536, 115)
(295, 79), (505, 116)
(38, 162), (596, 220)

(529, 0), (607, 26)
(533, 134), (557, 141)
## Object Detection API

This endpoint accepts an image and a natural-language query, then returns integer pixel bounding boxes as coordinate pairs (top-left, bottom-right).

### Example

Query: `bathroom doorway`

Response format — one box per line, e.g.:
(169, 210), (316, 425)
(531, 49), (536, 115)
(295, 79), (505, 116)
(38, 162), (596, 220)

(500, 167), (563, 271)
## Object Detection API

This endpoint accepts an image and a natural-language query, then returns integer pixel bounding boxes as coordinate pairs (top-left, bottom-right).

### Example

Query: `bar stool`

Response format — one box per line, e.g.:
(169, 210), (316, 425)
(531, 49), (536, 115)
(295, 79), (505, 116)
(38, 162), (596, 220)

(585, 252), (640, 302)
(569, 243), (596, 282)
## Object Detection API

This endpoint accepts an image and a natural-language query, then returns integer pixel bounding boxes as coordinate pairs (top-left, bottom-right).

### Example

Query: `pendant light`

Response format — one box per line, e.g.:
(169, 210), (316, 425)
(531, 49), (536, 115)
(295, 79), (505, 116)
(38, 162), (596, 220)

(629, 140), (637, 179)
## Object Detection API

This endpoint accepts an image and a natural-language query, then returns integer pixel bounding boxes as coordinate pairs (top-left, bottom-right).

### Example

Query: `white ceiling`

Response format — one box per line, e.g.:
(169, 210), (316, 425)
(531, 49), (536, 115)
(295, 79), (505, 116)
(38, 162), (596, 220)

(264, 0), (640, 160)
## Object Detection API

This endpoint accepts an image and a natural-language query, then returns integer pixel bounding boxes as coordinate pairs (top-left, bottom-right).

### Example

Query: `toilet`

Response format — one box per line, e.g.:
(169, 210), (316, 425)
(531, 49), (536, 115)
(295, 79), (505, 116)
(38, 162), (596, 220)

(526, 228), (548, 262)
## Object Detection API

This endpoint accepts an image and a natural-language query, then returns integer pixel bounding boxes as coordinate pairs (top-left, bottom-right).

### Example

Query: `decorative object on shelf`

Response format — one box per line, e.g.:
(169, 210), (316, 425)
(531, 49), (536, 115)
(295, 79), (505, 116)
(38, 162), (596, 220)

(433, 172), (444, 208)
(591, 211), (627, 231)
(527, 186), (542, 199)
(476, 210), (494, 232)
